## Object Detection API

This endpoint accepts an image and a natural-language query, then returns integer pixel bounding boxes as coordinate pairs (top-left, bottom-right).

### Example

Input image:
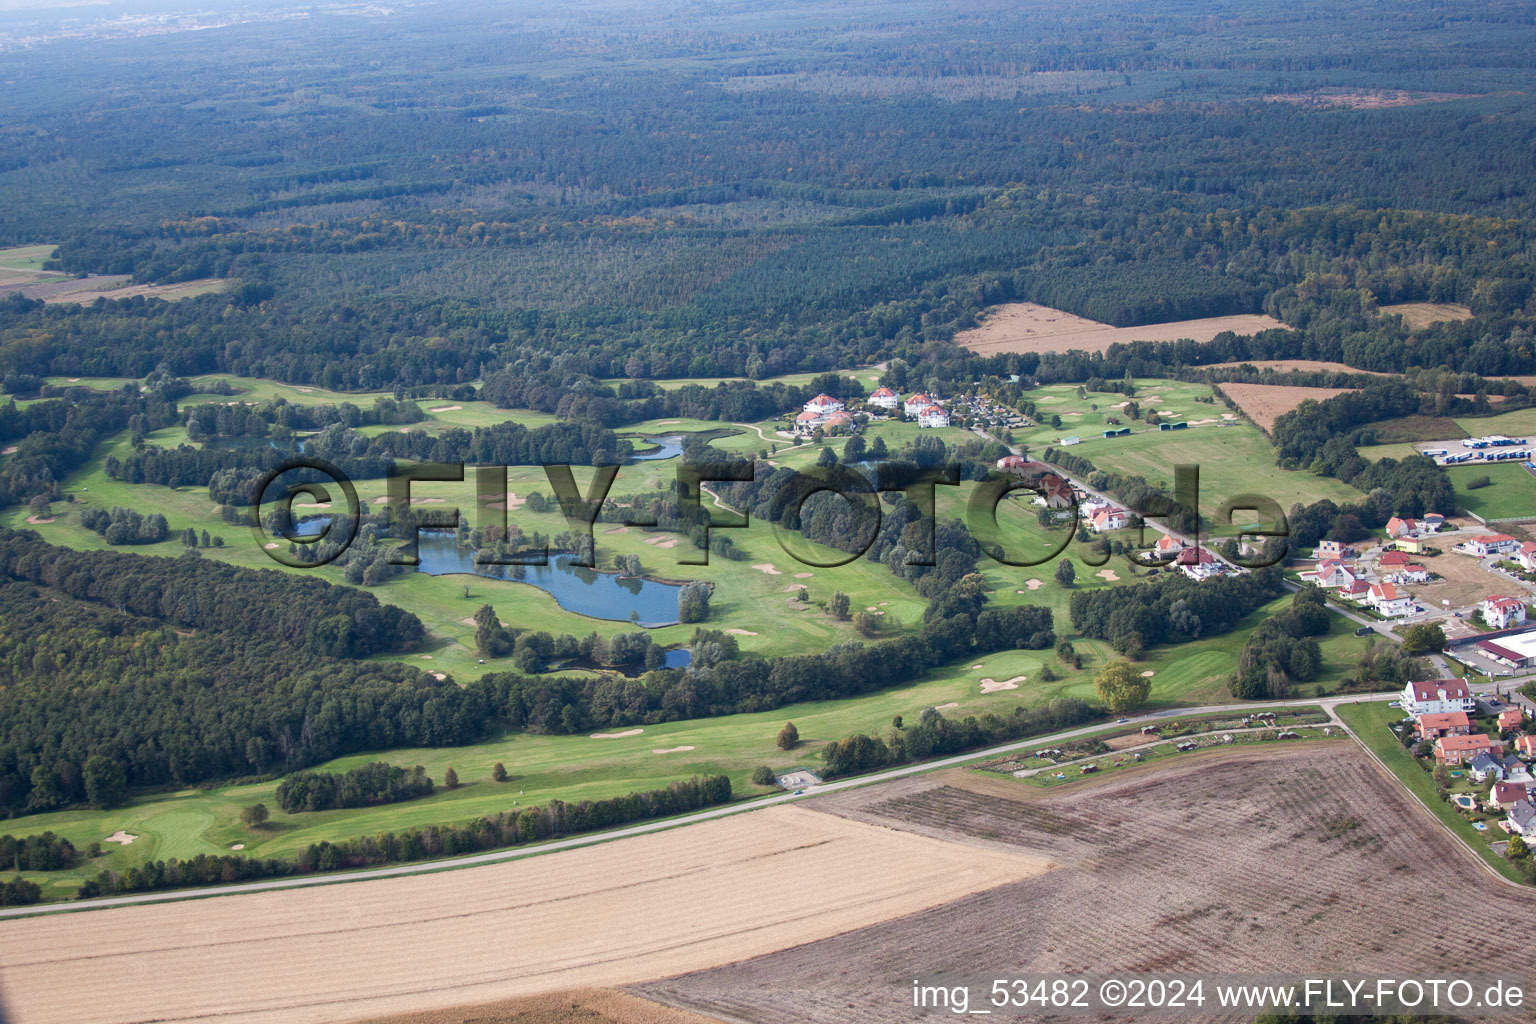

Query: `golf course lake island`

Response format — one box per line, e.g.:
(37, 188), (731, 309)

(631, 434), (685, 461)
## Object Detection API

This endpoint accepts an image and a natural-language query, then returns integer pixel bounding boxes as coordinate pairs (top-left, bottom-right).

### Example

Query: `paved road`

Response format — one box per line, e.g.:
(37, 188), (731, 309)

(0, 693), (1399, 919)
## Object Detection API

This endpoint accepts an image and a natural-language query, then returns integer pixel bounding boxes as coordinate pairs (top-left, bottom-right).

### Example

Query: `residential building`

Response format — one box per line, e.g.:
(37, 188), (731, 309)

(1394, 535), (1426, 554)
(867, 386), (898, 411)
(902, 393), (932, 416)
(1153, 534), (1185, 558)
(1386, 516), (1418, 538)
(1506, 757), (1536, 784)
(1177, 546), (1220, 581)
(803, 393), (844, 415)
(1308, 560), (1357, 589)
(1386, 564), (1430, 584)
(1469, 750), (1507, 783)
(1041, 475), (1074, 509)
(1339, 580), (1372, 603)
(1490, 781), (1531, 810)
(1415, 711), (1472, 741)
(1378, 550), (1412, 570)
(1091, 507), (1128, 533)
(1402, 678), (1476, 717)
(1316, 539), (1347, 560)
(1518, 541), (1536, 572)
(1435, 732), (1495, 766)
(1482, 595), (1528, 630)
(1422, 513), (1446, 533)
(1506, 800), (1536, 841)
(1518, 735), (1536, 758)
(996, 455), (1029, 472)
(1499, 708), (1526, 732)
(1367, 582), (1415, 617)
(916, 405), (950, 428)
(1465, 533), (1520, 557)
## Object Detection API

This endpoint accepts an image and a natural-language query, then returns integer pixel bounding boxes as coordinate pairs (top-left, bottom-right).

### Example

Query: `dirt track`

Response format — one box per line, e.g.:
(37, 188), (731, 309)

(0, 806), (1047, 1024)
(954, 303), (1284, 356)
(639, 745), (1536, 1023)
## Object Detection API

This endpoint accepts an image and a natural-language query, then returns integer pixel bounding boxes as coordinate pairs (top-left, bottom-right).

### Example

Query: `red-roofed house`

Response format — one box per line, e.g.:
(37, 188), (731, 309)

(1040, 476), (1074, 509)
(1416, 711), (1473, 741)
(1499, 708), (1526, 732)
(1402, 678), (1475, 717)
(1465, 534), (1519, 557)
(1517, 735), (1536, 758)
(903, 393), (932, 416)
(1367, 582), (1414, 617)
(1177, 546), (1220, 581)
(1518, 541), (1536, 572)
(1154, 534), (1184, 557)
(916, 404), (950, 428)
(1340, 580), (1372, 602)
(1091, 507), (1129, 533)
(1378, 550), (1412, 569)
(996, 455), (1028, 471)
(1422, 513), (1446, 533)
(1386, 516), (1419, 538)
(803, 393), (844, 415)
(1308, 560), (1357, 589)
(867, 386), (898, 411)
(1385, 564), (1431, 584)
(1481, 595), (1528, 630)
(1491, 781), (1531, 810)
(1435, 733), (1495, 766)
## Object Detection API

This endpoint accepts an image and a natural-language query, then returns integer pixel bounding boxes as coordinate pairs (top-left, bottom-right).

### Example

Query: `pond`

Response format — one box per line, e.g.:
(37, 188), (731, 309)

(631, 434), (684, 461)
(203, 435), (309, 452)
(285, 522), (688, 627)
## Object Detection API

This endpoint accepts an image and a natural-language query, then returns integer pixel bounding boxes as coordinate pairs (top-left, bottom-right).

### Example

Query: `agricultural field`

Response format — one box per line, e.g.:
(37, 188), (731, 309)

(1448, 462), (1536, 521)
(1205, 359), (1389, 376)
(0, 244), (226, 302)
(0, 586), (1372, 900)
(0, 805), (1047, 1024)
(954, 302), (1286, 356)
(1217, 382), (1355, 432)
(639, 744), (1536, 1022)
(1378, 301), (1475, 330)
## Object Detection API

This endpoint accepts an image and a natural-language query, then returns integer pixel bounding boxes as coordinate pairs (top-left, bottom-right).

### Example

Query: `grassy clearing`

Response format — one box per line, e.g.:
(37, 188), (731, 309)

(1448, 463), (1536, 520)
(1455, 407), (1536, 440)
(1336, 701), (1525, 884)
(0, 243), (59, 272)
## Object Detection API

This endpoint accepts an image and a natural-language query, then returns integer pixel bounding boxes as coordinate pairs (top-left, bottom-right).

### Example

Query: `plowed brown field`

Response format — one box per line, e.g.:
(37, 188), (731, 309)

(954, 303), (1284, 356)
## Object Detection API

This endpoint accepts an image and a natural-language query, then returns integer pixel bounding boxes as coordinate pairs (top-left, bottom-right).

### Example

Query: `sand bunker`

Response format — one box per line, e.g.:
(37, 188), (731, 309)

(753, 563), (782, 575)
(24, 515), (55, 525)
(480, 492), (525, 510)
(793, 572), (814, 579)
(657, 420), (681, 425)
(459, 618), (477, 626)
(431, 672), (447, 681)
(781, 583), (807, 592)
(0, 446), (17, 455)
(1140, 670), (1155, 678)
(1096, 569), (1121, 581)
(935, 702), (959, 710)
(1024, 578), (1044, 590)
(604, 526), (629, 534)
(264, 542), (280, 550)
(591, 729), (643, 739)
(418, 654), (433, 660)
(724, 628), (758, 636)
(980, 675), (1026, 693)
(652, 747), (696, 755)
(971, 664), (985, 669)
(104, 831), (137, 845)
(430, 405), (463, 412)
(229, 844), (245, 851)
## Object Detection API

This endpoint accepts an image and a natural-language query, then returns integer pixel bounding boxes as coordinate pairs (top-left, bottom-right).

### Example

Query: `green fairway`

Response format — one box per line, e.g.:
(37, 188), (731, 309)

(1449, 462), (1536, 520)
(1336, 702), (1525, 884)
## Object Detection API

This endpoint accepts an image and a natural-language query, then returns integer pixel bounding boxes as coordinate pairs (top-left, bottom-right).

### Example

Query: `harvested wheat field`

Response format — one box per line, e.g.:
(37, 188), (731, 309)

(1220, 382), (1355, 432)
(638, 745), (1536, 1023)
(1205, 359), (1391, 376)
(954, 302), (1284, 356)
(348, 988), (720, 1024)
(1379, 301), (1474, 330)
(0, 806), (1047, 1024)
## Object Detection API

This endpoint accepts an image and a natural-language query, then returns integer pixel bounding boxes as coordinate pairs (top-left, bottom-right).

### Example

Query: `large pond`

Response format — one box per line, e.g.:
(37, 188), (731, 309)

(291, 520), (684, 627)
(631, 434), (684, 461)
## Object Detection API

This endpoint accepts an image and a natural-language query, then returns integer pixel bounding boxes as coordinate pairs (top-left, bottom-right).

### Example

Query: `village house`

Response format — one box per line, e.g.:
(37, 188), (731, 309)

(1481, 595), (1528, 630)
(1415, 711), (1472, 741)
(1435, 732), (1495, 766)
(1490, 781), (1531, 810)
(902, 393), (932, 416)
(1402, 678), (1477, 717)
(1517, 735), (1536, 758)
(1465, 533), (1520, 557)
(1316, 539), (1348, 560)
(867, 386), (898, 411)
(1091, 507), (1129, 533)
(1377, 550), (1412, 570)
(1306, 560), (1357, 589)
(1499, 707), (1526, 732)
(803, 393), (844, 416)
(1394, 534), (1427, 555)
(1469, 750), (1506, 783)
(1152, 534), (1185, 559)
(1422, 513), (1446, 534)
(1385, 564), (1431, 584)
(916, 404), (950, 428)
(1366, 582), (1415, 617)
(1506, 799), (1536, 841)
(1177, 546), (1220, 581)
(1506, 756), (1536, 784)
(1339, 580), (1372, 603)
(1518, 541), (1536, 572)
(996, 455), (1029, 472)
(1386, 516), (1418, 539)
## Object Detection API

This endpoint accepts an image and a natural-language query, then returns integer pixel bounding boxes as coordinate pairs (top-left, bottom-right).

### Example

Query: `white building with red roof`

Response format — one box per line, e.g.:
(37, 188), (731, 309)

(1386, 516), (1419, 538)
(1518, 541), (1536, 572)
(1305, 560), (1356, 589)
(1153, 534), (1184, 557)
(1464, 533), (1519, 557)
(916, 404), (950, 428)
(903, 393), (932, 416)
(1366, 582), (1414, 617)
(803, 393), (844, 415)
(1176, 546), (1220, 581)
(1482, 594), (1528, 630)
(1378, 550), (1412, 569)
(867, 386), (898, 411)
(1090, 507), (1128, 533)
(1401, 678), (1475, 717)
